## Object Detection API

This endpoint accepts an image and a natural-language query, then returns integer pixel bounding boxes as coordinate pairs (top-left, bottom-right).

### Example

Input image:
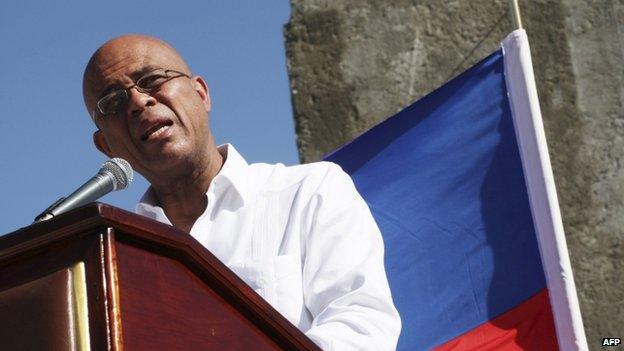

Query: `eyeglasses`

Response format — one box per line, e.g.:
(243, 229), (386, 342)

(92, 68), (190, 118)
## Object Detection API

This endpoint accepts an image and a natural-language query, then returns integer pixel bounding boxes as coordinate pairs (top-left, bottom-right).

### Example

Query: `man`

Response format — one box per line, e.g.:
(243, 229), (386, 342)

(83, 34), (401, 350)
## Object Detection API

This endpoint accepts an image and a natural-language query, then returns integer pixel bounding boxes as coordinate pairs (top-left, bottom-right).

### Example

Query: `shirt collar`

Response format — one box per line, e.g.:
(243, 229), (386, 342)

(135, 144), (249, 221)
(212, 143), (249, 205)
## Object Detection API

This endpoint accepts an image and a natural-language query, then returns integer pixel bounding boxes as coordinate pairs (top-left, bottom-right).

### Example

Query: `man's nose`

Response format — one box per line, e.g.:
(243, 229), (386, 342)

(126, 87), (156, 117)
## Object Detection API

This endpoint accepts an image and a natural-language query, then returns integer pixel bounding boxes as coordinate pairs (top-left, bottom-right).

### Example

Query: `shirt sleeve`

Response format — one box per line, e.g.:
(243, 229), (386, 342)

(302, 163), (401, 350)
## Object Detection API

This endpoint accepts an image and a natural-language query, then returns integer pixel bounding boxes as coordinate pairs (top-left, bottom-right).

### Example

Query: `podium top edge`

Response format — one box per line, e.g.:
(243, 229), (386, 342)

(0, 203), (184, 254)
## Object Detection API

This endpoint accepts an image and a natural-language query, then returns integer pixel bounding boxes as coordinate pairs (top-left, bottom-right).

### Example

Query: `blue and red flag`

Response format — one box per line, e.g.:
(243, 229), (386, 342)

(325, 30), (587, 350)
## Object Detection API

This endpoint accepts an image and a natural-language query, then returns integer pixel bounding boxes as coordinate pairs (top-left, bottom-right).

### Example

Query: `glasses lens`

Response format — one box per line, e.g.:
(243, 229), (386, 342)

(98, 90), (128, 115)
(137, 70), (170, 90)
(94, 69), (186, 117)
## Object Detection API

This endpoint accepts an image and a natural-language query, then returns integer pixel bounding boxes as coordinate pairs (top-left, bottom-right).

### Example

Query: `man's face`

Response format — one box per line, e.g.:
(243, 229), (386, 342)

(83, 36), (212, 180)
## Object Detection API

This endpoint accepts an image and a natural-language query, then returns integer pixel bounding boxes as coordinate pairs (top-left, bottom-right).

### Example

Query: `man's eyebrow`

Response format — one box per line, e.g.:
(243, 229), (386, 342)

(98, 65), (163, 97)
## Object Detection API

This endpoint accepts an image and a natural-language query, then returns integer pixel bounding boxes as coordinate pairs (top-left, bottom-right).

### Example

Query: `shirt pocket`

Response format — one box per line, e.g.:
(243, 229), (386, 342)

(227, 254), (303, 325)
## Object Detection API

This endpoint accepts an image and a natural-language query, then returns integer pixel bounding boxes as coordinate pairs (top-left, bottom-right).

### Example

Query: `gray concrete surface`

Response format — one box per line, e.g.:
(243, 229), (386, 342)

(284, 0), (623, 348)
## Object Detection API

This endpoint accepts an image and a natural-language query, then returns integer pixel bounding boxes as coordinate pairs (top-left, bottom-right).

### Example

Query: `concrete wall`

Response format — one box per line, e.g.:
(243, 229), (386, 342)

(284, 0), (623, 348)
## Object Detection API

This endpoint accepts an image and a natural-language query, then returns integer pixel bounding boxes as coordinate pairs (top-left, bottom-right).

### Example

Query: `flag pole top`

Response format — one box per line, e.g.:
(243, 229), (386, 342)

(510, 0), (523, 29)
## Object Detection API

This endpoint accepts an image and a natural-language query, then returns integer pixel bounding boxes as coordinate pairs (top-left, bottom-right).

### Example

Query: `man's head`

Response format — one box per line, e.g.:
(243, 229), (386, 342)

(83, 35), (214, 183)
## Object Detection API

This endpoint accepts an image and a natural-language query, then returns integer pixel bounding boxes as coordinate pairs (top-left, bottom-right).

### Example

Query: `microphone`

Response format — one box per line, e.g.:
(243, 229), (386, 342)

(34, 158), (134, 222)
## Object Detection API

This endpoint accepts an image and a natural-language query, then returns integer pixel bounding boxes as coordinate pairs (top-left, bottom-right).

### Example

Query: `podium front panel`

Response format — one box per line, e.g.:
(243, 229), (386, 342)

(115, 240), (282, 350)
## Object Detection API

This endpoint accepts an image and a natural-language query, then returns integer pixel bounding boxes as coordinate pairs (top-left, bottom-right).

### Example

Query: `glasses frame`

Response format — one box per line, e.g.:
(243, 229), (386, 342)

(91, 69), (190, 119)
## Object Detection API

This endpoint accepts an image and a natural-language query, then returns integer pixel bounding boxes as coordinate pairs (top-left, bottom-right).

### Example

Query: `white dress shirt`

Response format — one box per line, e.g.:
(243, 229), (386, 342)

(136, 144), (401, 350)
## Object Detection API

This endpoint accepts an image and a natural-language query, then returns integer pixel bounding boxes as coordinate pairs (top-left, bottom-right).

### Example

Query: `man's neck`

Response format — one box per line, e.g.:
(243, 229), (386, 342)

(150, 146), (224, 233)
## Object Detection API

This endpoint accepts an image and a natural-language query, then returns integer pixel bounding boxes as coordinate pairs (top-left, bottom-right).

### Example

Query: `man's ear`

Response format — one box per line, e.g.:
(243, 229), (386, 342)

(192, 76), (211, 112)
(93, 130), (114, 158)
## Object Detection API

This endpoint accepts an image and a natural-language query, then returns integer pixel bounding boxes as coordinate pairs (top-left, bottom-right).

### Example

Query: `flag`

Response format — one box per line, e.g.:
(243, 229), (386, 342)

(325, 30), (587, 350)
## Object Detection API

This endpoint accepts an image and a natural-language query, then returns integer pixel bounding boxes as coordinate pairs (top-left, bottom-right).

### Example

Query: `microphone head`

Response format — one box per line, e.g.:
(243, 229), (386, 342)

(100, 158), (134, 190)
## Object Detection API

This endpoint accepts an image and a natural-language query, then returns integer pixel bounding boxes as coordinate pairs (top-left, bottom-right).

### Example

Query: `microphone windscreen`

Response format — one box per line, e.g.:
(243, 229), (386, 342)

(100, 158), (134, 190)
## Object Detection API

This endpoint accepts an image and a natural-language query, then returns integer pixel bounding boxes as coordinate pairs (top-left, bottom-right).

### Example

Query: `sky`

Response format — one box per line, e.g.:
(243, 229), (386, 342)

(0, 1), (299, 235)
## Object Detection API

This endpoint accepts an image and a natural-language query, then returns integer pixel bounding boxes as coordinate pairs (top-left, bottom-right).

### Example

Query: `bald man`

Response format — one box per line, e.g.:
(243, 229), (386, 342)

(83, 35), (401, 350)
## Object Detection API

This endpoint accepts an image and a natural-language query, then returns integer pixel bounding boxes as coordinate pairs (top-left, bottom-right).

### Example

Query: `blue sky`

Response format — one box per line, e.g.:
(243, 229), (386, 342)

(0, 1), (299, 234)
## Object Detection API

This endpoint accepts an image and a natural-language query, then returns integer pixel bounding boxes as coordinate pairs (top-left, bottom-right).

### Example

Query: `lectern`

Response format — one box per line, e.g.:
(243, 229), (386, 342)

(0, 203), (320, 350)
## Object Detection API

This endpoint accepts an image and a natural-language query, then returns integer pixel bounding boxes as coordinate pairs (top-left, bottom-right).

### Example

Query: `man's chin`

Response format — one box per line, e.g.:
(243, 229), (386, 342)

(140, 139), (189, 161)
(138, 147), (187, 172)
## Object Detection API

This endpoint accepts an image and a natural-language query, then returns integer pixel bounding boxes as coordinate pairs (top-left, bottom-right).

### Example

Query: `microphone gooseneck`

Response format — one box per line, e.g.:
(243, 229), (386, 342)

(34, 158), (134, 222)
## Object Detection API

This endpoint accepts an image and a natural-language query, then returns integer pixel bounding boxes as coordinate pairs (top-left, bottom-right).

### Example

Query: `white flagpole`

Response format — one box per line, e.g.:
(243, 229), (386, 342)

(502, 29), (588, 351)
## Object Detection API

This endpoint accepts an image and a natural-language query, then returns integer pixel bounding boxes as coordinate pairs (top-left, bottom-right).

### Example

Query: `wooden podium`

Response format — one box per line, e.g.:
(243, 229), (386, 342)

(0, 203), (320, 350)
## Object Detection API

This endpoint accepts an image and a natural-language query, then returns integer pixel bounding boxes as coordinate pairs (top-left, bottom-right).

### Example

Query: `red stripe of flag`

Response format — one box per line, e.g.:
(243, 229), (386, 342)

(434, 289), (559, 350)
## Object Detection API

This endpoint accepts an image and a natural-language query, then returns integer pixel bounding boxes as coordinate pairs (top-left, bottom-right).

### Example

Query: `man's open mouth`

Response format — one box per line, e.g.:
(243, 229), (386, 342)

(141, 120), (174, 141)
